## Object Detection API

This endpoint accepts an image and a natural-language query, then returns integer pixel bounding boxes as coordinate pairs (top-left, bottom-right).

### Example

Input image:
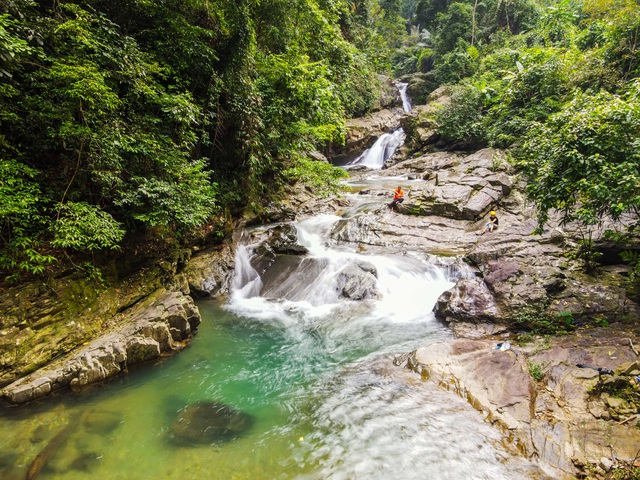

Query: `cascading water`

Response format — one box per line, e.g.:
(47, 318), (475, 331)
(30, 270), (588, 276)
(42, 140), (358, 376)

(348, 129), (406, 169)
(348, 82), (412, 170)
(397, 81), (412, 112)
(221, 216), (545, 480)
(0, 79), (546, 480)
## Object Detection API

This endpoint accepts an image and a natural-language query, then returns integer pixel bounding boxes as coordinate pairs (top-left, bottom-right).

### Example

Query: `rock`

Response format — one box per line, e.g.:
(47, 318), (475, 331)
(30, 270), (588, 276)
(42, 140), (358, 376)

(337, 261), (380, 300)
(169, 401), (254, 445)
(178, 243), (235, 297)
(372, 74), (401, 111)
(83, 411), (122, 435)
(615, 361), (640, 376)
(605, 396), (625, 409)
(0, 264), (173, 388)
(434, 277), (502, 324)
(266, 224), (308, 255)
(0, 289), (201, 404)
(400, 72), (441, 106)
(409, 332), (640, 477)
(599, 457), (613, 471)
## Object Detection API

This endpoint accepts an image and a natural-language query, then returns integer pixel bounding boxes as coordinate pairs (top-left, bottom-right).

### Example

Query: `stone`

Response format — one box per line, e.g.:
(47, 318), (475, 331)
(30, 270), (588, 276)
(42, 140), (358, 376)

(434, 277), (502, 324)
(615, 361), (640, 376)
(599, 457), (613, 471)
(606, 396), (625, 409)
(337, 261), (380, 300)
(169, 401), (254, 445)
(1, 289), (201, 404)
(83, 411), (122, 435)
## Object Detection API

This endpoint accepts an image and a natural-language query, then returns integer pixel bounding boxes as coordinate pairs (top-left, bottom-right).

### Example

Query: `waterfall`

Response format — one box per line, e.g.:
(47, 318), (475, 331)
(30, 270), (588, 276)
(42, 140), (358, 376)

(347, 82), (412, 170)
(228, 215), (458, 331)
(231, 244), (263, 299)
(347, 128), (406, 170)
(397, 82), (412, 112)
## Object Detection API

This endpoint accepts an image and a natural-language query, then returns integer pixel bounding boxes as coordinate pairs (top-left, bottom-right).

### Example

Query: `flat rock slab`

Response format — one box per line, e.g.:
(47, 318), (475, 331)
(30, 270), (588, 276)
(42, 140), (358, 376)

(413, 330), (640, 478)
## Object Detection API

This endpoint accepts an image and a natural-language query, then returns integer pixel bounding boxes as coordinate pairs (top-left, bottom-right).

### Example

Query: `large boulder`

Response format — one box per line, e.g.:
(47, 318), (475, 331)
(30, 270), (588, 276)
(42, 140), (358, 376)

(400, 72), (440, 105)
(400, 86), (452, 154)
(434, 276), (502, 323)
(336, 260), (380, 300)
(176, 243), (235, 298)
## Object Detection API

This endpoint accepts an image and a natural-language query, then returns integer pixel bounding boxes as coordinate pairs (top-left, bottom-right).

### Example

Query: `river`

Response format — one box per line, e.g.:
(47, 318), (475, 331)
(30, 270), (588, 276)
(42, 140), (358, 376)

(0, 85), (548, 480)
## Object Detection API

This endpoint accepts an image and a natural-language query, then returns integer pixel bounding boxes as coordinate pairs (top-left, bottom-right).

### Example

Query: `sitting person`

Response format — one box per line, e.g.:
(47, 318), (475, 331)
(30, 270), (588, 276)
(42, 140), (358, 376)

(478, 211), (499, 235)
(390, 186), (404, 210)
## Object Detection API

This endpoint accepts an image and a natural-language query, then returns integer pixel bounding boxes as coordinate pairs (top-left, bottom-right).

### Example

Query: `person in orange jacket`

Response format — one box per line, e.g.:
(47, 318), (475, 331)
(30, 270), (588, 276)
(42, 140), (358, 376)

(390, 186), (404, 210)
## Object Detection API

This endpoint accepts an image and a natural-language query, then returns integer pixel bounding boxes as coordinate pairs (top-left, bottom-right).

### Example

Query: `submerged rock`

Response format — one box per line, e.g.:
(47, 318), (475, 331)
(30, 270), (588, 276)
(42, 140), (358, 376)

(169, 401), (254, 445)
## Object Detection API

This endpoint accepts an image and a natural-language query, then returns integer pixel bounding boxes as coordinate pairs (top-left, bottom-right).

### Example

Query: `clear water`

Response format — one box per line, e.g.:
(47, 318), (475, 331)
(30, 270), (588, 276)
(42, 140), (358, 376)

(0, 209), (545, 480)
(0, 297), (540, 480)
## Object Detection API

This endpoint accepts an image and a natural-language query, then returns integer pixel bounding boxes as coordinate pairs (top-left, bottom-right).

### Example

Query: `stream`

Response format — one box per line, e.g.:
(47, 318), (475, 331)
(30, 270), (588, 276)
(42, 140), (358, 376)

(0, 85), (548, 480)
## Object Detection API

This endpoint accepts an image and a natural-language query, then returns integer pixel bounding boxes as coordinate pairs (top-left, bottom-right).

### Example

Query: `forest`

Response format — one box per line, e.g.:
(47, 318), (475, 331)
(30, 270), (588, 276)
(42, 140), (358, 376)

(1, 0), (639, 287)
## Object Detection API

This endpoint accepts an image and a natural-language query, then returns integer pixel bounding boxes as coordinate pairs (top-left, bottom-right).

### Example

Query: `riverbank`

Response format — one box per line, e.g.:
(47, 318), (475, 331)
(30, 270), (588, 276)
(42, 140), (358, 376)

(403, 327), (640, 479)
(2, 95), (639, 478)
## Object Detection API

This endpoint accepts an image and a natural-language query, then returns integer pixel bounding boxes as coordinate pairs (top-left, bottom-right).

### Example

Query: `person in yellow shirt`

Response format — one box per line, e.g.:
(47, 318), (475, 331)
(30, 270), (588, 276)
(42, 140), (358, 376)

(478, 211), (499, 235)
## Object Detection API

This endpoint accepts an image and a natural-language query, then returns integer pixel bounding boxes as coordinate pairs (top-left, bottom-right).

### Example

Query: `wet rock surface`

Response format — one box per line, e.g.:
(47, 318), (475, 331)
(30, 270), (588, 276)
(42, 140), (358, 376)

(411, 331), (640, 478)
(0, 289), (200, 405)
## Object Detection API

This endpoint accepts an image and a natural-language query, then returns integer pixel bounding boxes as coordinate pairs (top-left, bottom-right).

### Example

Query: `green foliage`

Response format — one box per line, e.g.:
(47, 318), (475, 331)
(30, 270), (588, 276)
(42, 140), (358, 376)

(1, 0), (406, 281)
(283, 158), (348, 197)
(435, 39), (478, 84)
(528, 361), (545, 381)
(620, 249), (640, 297)
(50, 202), (125, 252)
(512, 304), (575, 334)
(434, 84), (486, 148)
(0, 159), (55, 279)
(564, 230), (603, 273)
(517, 84), (640, 229)
(433, 2), (473, 57)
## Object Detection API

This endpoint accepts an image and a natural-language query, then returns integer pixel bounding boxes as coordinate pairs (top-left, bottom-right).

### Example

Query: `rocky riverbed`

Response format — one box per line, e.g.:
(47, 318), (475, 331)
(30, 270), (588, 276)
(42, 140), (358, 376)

(1, 87), (639, 478)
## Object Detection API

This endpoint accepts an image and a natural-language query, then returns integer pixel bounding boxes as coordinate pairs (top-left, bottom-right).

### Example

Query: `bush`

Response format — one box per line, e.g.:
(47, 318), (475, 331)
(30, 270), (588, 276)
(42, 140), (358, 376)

(283, 157), (348, 197)
(435, 84), (486, 148)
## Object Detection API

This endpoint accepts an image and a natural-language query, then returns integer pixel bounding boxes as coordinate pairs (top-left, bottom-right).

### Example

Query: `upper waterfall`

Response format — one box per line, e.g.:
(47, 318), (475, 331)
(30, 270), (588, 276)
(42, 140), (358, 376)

(346, 81), (411, 170)
(397, 82), (412, 112)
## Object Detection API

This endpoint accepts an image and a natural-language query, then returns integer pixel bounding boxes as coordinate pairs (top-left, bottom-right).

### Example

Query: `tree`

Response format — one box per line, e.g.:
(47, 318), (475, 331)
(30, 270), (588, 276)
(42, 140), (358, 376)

(518, 84), (640, 230)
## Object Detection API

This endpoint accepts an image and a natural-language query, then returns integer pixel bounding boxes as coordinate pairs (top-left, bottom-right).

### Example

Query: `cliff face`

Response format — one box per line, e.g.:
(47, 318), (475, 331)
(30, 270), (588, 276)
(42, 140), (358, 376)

(0, 243), (235, 401)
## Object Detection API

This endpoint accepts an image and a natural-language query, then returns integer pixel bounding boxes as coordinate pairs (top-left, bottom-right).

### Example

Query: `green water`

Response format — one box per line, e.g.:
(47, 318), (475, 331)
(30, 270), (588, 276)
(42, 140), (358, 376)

(0, 295), (544, 480)
(0, 298), (322, 480)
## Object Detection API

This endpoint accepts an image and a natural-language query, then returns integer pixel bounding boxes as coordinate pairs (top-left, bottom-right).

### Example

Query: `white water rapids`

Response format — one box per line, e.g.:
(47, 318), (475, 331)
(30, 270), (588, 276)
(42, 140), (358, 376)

(225, 213), (546, 479)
